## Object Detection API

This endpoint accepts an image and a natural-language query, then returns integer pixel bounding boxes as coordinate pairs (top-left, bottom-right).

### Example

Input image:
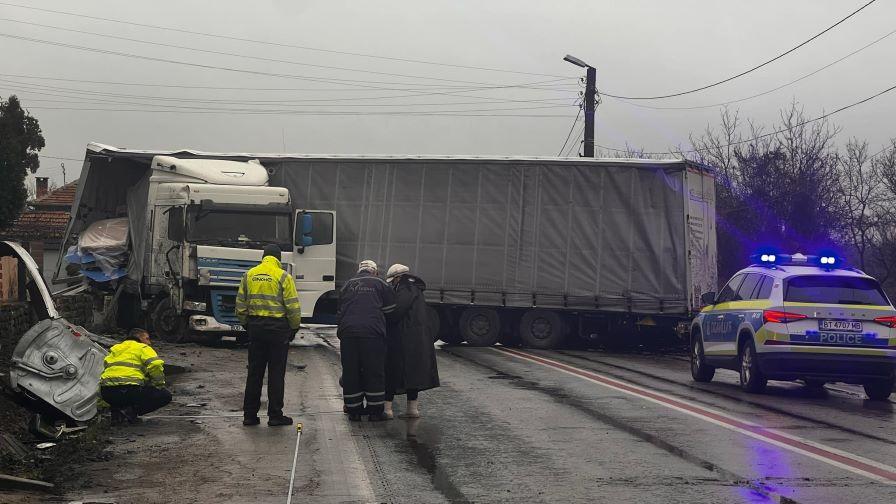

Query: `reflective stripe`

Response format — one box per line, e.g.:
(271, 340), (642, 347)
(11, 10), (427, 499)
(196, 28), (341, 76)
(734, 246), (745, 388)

(246, 293), (283, 303)
(382, 304), (396, 313)
(365, 401), (385, 406)
(245, 303), (287, 313)
(345, 401), (364, 408)
(100, 377), (145, 386)
(144, 357), (162, 366)
(283, 297), (299, 305)
(364, 391), (386, 396)
(343, 391), (364, 399)
(104, 361), (143, 370)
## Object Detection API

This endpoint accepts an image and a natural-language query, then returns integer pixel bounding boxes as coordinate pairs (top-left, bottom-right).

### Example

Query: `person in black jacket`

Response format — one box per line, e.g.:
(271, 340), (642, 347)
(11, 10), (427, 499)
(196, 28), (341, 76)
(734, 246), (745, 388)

(384, 264), (440, 419)
(337, 260), (396, 421)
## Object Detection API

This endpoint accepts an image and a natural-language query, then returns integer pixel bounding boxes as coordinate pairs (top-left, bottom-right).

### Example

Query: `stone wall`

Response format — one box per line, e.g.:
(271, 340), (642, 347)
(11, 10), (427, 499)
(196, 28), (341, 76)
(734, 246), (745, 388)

(55, 294), (94, 328)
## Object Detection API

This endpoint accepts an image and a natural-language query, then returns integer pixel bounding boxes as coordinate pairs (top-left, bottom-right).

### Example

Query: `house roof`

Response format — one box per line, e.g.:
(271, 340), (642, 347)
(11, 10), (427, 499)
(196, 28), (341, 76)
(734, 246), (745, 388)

(0, 182), (76, 241)
(0, 211), (70, 241)
(33, 181), (77, 209)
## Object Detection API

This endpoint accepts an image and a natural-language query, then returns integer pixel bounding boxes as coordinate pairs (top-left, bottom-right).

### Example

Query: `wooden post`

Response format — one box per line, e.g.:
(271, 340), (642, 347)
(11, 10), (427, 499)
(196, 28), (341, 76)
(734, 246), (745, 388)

(0, 257), (19, 302)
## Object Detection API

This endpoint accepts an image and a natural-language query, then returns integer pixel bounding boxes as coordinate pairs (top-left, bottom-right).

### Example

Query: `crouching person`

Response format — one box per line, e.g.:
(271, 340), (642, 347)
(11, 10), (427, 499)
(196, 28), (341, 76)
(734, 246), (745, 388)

(100, 328), (172, 424)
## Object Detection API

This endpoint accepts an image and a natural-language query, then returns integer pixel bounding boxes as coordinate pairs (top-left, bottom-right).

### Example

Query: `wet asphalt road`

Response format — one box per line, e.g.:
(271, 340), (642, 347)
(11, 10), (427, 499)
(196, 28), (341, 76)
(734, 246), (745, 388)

(61, 331), (895, 504)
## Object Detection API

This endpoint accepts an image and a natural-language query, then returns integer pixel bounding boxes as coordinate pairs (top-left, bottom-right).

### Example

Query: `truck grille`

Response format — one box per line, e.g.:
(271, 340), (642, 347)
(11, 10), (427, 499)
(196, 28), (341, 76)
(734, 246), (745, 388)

(211, 290), (240, 326)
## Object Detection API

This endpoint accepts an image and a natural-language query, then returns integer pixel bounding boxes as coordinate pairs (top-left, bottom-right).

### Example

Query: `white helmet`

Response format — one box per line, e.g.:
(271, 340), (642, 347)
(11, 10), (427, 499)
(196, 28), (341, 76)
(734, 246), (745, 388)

(358, 259), (378, 273)
(385, 263), (409, 282)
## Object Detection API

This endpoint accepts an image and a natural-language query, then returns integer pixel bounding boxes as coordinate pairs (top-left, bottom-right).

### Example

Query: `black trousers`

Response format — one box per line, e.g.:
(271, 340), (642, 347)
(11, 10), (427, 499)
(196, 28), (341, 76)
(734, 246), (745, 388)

(340, 337), (386, 415)
(243, 317), (292, 418)
(100, 385), (172, 416)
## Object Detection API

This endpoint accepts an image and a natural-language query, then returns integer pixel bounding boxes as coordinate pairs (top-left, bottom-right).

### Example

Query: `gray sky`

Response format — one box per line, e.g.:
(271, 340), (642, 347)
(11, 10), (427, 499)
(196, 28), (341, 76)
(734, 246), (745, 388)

(2, 0), (895, 186)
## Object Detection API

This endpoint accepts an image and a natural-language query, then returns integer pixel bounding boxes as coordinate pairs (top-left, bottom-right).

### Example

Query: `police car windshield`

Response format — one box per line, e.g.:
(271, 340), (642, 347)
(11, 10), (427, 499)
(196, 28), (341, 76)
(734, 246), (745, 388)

(784, 275), (889, 306)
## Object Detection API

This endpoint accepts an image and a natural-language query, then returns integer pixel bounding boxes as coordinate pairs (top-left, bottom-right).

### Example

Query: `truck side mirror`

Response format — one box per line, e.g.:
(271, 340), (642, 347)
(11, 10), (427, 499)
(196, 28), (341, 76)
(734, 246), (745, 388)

(296, 213), (314, 253)
(700, 291), (716, 306)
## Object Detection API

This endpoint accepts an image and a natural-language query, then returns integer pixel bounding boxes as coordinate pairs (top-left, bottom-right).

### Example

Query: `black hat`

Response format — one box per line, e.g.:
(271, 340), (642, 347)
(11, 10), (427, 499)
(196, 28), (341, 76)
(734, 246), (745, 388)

(263, 244), (282, 261)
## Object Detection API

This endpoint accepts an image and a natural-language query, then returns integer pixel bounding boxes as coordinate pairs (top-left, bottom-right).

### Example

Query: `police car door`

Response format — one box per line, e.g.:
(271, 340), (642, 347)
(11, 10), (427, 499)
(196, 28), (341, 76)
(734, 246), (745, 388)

(703, 273), (744, 356)
(719, 273), (764, 355)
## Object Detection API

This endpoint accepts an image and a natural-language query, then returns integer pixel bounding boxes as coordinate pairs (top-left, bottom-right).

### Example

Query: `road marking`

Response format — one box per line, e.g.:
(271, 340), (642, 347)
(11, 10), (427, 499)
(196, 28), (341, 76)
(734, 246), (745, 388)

(495, 347), (896, 484)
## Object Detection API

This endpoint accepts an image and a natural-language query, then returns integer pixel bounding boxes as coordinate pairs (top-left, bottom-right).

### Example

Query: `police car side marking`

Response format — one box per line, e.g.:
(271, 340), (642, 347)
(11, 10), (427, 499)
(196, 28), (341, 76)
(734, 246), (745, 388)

(496, 347), (896, 484)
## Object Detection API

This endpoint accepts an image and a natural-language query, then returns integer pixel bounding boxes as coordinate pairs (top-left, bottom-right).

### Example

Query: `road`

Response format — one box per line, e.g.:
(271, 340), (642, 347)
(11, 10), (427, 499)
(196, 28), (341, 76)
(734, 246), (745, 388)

(56, 330), (895, 504)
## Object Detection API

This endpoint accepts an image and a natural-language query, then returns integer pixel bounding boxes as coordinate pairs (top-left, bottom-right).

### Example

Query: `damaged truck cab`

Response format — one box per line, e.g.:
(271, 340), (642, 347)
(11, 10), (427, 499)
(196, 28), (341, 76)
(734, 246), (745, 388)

(57, 144), (337, 342)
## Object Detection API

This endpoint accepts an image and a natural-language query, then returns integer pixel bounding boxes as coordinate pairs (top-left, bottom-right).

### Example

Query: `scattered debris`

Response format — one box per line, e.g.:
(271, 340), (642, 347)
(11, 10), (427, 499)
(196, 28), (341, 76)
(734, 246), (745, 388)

(191, 420), (203, 425)
(29, 414), (65, 439)
(0, 473), (55, 491)
(0, 433), (29, 460)
(36, 442), (57, 450)
(185, 403), (207, 408)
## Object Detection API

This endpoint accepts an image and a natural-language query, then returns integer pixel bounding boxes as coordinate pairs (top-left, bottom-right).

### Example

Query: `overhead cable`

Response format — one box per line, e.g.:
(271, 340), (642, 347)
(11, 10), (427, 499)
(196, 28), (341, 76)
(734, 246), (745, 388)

(600, 0), (880, 100)
(0, 1), (569, 79)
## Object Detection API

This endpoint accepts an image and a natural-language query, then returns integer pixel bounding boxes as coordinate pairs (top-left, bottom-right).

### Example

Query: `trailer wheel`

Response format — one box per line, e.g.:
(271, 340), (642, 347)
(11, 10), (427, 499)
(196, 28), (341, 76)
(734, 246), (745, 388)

(459, 308), (501, 346)
(519, 309), (567, 349)
(152, 298), (188, 343)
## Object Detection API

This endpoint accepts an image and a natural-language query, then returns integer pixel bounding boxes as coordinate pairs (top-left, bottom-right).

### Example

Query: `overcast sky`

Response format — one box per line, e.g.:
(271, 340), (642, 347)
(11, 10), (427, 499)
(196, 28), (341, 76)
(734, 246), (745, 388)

(2, 0), (894, 186)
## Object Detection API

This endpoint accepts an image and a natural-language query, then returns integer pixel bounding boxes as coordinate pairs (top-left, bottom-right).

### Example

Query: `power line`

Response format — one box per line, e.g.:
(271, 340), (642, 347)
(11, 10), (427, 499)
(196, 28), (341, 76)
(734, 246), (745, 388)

(608, 25), (896, 111)
(558, 107), (582, 156)
(600, 0), (880, 100)
(564, 123), (586, 157)
(0, 78), (577, 107)
(3, 85), (578, 113)
(598, 82), (896, 155)
(39, 154), (83, 162)
(0, 17), (579, 89)
(0, 1), (569, 79)
(0, 72), (578, 93)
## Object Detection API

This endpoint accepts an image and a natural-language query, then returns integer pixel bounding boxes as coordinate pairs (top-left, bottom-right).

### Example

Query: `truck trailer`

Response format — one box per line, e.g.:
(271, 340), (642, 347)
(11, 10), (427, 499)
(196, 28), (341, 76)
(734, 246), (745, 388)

(56, 143), (716, 349)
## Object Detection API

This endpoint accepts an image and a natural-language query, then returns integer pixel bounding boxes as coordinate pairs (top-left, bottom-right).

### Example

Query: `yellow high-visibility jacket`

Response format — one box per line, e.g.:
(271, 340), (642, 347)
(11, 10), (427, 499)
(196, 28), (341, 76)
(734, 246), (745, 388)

(236, 256), (302, 329)
(100, 340), (165, 388)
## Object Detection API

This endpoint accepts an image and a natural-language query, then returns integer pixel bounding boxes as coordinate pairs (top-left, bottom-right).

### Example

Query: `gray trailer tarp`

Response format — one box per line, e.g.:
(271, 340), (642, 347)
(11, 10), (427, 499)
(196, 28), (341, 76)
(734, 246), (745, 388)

(269, 158), (697, 314)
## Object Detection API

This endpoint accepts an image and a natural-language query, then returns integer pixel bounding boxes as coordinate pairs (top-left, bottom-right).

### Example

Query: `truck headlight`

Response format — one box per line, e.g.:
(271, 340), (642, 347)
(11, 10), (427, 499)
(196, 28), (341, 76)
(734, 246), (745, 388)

(183, 300), (207, 312)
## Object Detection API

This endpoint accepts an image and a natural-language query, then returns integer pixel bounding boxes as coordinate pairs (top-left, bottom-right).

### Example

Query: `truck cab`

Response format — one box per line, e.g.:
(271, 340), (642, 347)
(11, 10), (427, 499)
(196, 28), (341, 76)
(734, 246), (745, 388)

(58, 147), (336, 342)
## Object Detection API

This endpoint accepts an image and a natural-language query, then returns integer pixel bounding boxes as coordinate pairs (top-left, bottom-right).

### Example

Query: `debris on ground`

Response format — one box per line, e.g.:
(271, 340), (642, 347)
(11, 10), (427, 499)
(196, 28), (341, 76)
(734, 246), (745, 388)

(0, 473), (54, 492)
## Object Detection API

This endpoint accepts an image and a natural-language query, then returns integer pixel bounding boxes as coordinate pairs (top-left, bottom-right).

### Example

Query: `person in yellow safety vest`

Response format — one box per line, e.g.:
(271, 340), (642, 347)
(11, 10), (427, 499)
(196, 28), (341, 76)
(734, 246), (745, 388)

(236, 244), (302, 427)
(99, 328), (172, 425)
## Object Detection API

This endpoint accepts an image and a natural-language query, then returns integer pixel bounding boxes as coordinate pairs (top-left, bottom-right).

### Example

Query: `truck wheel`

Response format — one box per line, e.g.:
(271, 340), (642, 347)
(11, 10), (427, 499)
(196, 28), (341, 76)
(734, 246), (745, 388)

(690, 333), (715, 382)
(863, 375), (894, 401)
(738, 338), (767, 393)
(152, 298), (187, 343)
(519, 309), (567, 349)
(459, 308), (501, 346)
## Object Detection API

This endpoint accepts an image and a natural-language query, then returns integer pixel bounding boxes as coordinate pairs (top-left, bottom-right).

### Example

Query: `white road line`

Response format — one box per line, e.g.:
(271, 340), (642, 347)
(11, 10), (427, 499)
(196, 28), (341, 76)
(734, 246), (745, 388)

(495, 347), (896, 485)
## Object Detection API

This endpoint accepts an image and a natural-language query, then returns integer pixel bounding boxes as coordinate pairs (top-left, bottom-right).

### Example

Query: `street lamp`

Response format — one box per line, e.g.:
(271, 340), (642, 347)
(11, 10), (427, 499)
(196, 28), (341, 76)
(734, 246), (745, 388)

(563, 54), (596, 157)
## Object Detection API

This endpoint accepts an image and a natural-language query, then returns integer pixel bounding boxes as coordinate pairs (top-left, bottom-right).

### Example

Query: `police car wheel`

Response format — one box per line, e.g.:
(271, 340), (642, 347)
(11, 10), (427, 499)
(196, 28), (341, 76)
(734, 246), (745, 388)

(863, 376), (894, 401)
(739, 339), (767, 393)
(690, 335), (715, 382)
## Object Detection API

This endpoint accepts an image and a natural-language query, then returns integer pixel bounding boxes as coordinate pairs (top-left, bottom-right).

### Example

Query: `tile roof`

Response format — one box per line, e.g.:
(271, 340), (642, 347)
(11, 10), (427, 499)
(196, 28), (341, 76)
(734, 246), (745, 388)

(33, 181), (77, 209)
(0, 210), (70, 241)
(0, 182), (77, 241)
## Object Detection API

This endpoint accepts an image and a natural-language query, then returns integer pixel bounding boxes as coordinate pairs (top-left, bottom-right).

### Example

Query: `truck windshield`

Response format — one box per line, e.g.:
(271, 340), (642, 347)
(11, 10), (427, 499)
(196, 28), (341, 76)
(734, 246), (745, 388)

(784, 275), (890, 306)
(186, 208), (291, 249)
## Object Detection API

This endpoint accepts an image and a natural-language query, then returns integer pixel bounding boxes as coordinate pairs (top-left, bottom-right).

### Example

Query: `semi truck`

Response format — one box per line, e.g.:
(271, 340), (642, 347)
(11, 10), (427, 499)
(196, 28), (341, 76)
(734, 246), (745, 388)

(56, 143), (717, 349)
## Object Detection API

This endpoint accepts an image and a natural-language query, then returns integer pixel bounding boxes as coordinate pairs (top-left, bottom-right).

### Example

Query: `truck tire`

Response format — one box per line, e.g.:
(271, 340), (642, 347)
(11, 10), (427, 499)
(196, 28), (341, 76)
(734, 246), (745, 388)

(152, 298), (188, 343)
(459, 308), (501, 346)
(519, 309), (567, 349)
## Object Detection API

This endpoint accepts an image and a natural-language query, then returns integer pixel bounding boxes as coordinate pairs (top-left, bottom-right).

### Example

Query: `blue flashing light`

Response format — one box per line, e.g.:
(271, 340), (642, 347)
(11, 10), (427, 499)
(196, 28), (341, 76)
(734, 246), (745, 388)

(820, 256), (836, 265)
(760, 254), (777, 264)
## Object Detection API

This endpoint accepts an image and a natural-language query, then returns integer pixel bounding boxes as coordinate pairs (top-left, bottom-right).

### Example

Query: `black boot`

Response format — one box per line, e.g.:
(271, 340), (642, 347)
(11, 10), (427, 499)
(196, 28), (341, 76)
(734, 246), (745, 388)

(110, 409), (125, 426)
(268, 415), (293, 427)
(243, 415), (261, 426)
(122, 407), (141, 424)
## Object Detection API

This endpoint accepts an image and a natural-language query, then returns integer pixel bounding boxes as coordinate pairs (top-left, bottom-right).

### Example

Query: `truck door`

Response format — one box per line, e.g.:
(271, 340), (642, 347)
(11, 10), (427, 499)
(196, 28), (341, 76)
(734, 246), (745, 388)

(293, 210), (336, 317)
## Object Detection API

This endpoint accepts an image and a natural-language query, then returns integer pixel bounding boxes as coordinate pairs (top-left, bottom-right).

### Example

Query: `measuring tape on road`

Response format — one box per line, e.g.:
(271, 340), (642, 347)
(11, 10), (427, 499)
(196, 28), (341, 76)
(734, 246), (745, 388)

(286, 422), (304, 504)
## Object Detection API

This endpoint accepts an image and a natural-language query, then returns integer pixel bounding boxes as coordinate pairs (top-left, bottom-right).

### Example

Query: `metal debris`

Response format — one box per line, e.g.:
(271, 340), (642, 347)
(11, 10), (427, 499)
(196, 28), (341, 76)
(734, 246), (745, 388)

(0, 473), (55, 491)
(0, 433), (29, 460)
(35, 442), (57, 450)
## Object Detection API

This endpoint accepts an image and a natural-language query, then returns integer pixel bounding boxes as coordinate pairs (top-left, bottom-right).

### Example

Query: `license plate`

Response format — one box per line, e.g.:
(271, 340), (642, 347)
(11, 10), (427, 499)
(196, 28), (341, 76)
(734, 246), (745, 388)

(819, 320), (862, 332)
(230, 325), (245, 332)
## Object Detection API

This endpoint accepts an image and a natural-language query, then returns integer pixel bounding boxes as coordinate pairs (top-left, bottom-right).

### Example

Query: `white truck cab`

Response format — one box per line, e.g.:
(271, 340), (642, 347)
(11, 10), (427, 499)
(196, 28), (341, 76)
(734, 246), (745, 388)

(59, 147), (336, 342)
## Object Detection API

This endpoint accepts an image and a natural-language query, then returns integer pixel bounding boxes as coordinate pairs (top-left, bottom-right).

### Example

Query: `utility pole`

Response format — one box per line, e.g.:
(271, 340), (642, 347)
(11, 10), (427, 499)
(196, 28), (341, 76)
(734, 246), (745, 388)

(563, 54), (597, 157)
(583, 66), (596, 158)
(61, 162), (66, 185)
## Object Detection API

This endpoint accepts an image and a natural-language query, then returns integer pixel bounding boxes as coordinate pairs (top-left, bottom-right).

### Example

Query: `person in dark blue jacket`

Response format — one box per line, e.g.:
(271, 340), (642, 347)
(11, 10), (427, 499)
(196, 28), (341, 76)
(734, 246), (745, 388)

(337, 260), (396, 421)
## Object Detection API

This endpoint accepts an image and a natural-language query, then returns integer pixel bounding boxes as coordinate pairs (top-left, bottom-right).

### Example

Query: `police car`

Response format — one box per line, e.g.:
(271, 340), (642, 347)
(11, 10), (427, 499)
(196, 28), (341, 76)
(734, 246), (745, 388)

(690, 253), (896, 401)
